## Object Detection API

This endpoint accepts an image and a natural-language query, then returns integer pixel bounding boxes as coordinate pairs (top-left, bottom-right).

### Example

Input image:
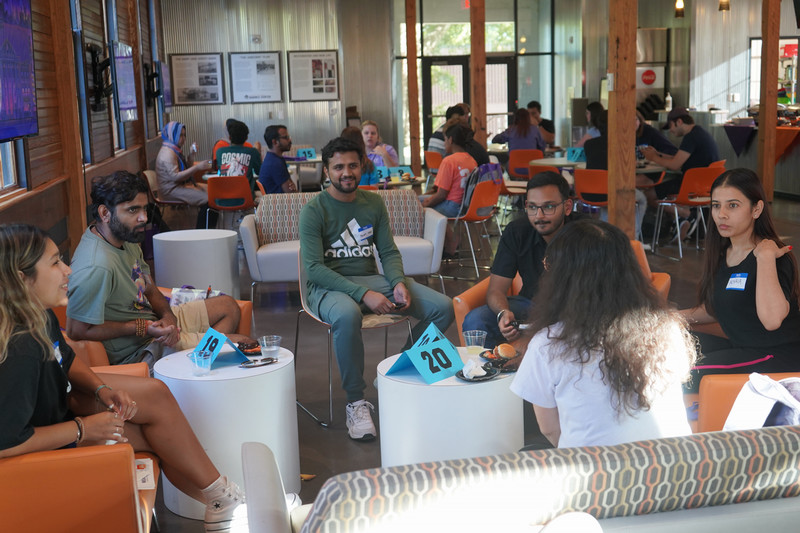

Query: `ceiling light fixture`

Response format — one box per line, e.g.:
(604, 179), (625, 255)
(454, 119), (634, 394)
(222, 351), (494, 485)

(719, 0), (730, 11)
(675, 0), (684, 18)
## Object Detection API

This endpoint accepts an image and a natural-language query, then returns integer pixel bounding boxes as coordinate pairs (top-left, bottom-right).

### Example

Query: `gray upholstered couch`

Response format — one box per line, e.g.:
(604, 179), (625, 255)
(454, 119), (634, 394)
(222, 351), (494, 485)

(244, 426), (800, 532)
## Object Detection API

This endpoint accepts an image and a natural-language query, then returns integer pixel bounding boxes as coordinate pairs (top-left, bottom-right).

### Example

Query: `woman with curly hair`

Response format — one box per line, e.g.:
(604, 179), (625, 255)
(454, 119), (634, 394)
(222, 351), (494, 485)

(0, 224), (244, 532)
(510, 219), (697, 448)
(682, 168), (800, 391)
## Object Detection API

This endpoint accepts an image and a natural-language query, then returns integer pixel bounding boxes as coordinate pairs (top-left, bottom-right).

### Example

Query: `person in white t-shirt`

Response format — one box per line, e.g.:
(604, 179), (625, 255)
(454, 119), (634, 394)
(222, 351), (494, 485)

(510, 219), (697, 448)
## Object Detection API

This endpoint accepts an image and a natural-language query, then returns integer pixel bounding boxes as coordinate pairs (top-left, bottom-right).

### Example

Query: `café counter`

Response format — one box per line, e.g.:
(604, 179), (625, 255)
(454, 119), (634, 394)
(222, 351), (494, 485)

(709, 124), (800, 197)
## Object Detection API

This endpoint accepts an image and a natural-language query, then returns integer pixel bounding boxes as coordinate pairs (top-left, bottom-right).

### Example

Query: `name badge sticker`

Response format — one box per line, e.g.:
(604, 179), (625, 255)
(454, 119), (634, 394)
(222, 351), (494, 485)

(726, 272), (748, 291)
(358, 225), (374, 241)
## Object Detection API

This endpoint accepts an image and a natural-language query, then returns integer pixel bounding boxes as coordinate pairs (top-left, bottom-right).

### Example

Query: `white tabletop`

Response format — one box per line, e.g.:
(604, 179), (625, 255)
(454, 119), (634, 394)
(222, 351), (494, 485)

(377, 347), (515, 387)
(284, 156), (322, 165)
(530, 156), (586, 169)
(152, 228), (236, 242)
(154, 346), (293, 382)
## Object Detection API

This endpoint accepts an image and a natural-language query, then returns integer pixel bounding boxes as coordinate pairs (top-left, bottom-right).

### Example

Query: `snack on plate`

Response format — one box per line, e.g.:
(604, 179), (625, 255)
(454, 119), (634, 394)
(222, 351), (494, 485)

(494, 343), (517, 359)
(402, 173), (413, 181)
(238, 341), (261, 355)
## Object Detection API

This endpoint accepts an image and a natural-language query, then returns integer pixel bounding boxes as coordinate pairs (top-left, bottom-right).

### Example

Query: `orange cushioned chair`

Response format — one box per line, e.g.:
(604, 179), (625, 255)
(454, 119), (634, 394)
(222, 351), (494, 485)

(424, 151), (443, 192)
(697, 372), (800, 433)
(450, 180), (502, 279)
(206, 175), (256, 229)
(508, 149), (544, 180)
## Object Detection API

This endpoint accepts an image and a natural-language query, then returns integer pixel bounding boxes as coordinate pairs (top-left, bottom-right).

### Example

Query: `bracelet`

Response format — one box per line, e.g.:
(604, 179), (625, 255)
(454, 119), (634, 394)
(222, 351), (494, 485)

(94, 384), (112, 402)
(135, 318), (148, 337)
(496, 309), (509, 324)
(74, 417), (85, 444)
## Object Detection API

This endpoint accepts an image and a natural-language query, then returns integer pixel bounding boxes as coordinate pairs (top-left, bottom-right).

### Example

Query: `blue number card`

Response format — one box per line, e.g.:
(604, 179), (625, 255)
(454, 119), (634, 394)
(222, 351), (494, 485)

(195, 327), (249, 368)
(375, 166), (389, 181)
(386, 323), (462, 384)
(297, 148), (316, 159)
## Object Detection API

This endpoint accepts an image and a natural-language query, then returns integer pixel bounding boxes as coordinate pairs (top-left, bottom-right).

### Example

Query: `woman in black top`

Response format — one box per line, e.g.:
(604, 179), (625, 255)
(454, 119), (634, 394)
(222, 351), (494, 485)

(0, 223), (244, 532)
(681, 169), (800, 392)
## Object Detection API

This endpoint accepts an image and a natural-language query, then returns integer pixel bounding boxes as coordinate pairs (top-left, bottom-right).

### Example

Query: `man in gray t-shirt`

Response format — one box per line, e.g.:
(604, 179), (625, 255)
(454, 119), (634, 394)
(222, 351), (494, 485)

(66, 171), (253, 365)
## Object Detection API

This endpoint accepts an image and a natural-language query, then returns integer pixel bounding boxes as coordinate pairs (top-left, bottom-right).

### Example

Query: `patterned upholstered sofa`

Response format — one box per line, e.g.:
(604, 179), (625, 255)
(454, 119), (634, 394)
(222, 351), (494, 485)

(291, 426), (800, 533)
(239, 189), (447, 301)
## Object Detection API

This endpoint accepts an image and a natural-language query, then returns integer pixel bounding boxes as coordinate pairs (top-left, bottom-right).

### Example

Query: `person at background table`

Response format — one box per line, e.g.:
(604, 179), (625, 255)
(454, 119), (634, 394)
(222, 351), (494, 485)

(680, 169), (800, 393)
(299, 137), (454, 441)
(641, 107), (720, 239)
(211, 118), (261, 165)
(527, 100), (556, 145)
(427, 105), (466, 157)
(511, 219), (696, 448)
(362, 120), (399, 168)
(341, 126), (380, 185)
(66, 171), (254, 368)
(462, 172), (579, 350)
(492, 108), (546, 153)
(0, 223), (245, 533)
(155, 121), (215, 229)
(421, 121), (477, 257)
(258, 124), (297, 194)
(584, 110), (648, 240)
(635, 109), (678, 208)
(574, 101), (604, 148)
(216, 120), (261, 194)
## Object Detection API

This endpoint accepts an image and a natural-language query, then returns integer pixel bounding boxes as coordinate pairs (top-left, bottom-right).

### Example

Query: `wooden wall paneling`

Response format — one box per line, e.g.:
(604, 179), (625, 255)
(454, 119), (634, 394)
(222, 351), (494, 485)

(405, 0), (421, 176)
(469, 0), (487, 146)
(607, 0), (637, 238)
(757, 0), (780, 201)
(49, 0), (87, 249)
(0, 179), (70, 233)
(81, 0), (114, 163)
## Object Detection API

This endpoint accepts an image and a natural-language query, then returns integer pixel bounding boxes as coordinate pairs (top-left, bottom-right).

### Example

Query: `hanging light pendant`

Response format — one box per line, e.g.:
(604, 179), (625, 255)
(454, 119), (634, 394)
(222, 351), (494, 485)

(719, 0), (730, 11)
(675, 0), (685, 18)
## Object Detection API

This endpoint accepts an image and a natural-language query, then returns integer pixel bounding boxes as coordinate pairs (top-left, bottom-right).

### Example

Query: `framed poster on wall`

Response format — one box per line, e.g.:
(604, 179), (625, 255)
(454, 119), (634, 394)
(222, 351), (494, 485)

(169, 53), (225, 105)
(287, 50), (339, 102)
(229, 52), (282, 103)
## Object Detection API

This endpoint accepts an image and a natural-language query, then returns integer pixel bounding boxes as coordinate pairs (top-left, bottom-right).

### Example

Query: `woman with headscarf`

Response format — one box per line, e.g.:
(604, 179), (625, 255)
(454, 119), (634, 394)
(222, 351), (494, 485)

(155, 121), (214, 228)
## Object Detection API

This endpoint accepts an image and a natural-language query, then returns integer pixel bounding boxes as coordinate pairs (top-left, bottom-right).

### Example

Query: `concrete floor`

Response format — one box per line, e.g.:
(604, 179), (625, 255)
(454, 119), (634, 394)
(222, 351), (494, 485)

(153, 197), (800, 532)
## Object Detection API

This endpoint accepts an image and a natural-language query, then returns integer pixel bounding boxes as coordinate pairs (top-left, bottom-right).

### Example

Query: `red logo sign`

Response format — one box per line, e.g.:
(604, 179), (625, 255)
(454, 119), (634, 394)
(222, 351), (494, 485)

(641, 69), (657, 85)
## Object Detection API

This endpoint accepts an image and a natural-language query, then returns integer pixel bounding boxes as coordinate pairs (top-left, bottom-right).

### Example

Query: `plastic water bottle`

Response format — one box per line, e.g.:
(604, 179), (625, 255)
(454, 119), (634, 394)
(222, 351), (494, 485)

(665, 92), (673, 112)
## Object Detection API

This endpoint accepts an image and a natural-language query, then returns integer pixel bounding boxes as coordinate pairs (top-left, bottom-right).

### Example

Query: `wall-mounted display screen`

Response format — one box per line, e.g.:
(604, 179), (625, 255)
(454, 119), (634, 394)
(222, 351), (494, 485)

(113, 41), (138, 122)
(0, 0), (39, 142)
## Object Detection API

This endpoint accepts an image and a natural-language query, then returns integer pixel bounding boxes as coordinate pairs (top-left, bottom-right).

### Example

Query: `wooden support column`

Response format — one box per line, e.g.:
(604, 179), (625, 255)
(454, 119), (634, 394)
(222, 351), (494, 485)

(128, 0), (148, 170)
(607, 0), (637, 238)
(406, 0), (421, 177)
(757, 0), (780, 201)
(50, 0), (88, 251)
(470, 0), (487, 145)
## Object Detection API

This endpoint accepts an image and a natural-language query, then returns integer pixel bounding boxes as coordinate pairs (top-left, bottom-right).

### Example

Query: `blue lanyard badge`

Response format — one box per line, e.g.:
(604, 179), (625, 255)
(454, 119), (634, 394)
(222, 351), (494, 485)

(726, 273), (748, 291)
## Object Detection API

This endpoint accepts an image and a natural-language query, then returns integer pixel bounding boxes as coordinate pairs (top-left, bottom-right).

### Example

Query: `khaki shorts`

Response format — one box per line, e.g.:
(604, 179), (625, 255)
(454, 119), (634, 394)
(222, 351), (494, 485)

(173, 299), (210, 350)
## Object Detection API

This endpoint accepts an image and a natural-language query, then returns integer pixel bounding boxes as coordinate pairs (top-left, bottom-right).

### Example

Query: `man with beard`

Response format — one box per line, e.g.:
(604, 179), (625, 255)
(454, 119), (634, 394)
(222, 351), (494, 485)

(66, 171), (252, 367)
(299, 137), (454, 441)
(461, 171), (579, 349)
(258, 124), (297, 194)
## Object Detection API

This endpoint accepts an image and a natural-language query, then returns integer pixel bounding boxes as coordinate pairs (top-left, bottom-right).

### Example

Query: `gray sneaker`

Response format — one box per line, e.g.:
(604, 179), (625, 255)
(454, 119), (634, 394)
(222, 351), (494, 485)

(346, 400), (377, 441)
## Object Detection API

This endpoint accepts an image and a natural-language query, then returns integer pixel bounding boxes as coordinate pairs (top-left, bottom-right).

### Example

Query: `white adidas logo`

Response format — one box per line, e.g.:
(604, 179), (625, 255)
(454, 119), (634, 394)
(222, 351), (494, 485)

(325, 218), (374, 258)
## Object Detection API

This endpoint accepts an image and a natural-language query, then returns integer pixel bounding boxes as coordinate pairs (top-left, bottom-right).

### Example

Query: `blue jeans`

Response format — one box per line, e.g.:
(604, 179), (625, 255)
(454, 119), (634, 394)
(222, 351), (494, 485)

(308, 275), (454, 402)
(461, 295), (532, 350)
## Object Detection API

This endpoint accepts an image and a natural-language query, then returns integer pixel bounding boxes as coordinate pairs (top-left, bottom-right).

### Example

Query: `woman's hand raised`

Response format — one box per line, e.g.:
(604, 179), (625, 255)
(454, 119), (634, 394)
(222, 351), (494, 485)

(754, 239), (792, 261)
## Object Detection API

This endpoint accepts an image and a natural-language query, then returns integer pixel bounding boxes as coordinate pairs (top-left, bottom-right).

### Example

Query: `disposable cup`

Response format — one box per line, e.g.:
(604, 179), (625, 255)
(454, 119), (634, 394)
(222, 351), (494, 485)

(463, 330), (488, 355)
(258, 335), (282, 357)
(187, 350), (213, 376)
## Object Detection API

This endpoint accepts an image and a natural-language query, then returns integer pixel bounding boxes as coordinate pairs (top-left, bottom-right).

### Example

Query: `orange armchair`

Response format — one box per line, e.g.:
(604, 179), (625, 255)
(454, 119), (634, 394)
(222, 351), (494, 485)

(629, 240), (671, 301)
(0, 445), (159, 533)
(452, 274), (523, 345)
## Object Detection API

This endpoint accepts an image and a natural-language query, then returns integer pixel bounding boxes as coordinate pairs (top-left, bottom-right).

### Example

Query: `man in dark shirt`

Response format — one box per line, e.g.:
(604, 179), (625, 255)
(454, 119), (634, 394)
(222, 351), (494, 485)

(527, 100), (555, 145)
(461, 171), (577, 349)
(258, 124), (298, 194)
(642, 107), (720, 196)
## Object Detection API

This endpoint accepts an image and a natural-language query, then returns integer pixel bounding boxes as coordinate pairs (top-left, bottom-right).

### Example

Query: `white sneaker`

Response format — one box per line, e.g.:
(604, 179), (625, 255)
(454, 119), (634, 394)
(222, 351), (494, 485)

(346, 400), (377, 441)
(203, 477), (245, 532)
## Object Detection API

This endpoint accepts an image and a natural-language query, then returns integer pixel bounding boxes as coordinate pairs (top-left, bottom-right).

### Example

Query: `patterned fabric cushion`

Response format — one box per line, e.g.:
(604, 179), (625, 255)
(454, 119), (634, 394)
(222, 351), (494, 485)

(254, 190), (424, 244)
(376, 189), (424, 238)
(300, 426), (800, 532)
